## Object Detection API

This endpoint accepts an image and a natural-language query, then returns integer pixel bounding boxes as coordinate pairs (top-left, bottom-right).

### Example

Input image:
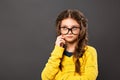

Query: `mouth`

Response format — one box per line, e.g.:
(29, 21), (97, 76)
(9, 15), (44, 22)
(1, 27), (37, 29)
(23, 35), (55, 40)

(66, 36), (73, 38)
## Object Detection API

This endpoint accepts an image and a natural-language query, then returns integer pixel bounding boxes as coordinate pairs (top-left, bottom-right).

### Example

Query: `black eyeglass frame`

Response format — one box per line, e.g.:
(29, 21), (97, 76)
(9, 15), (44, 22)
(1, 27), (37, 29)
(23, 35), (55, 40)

(60, 26), (80, 35)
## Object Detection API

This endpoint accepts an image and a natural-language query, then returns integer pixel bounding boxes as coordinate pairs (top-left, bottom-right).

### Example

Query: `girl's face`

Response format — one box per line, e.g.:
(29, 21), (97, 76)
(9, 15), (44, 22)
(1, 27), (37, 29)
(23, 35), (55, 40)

(60, 18), (80, 43)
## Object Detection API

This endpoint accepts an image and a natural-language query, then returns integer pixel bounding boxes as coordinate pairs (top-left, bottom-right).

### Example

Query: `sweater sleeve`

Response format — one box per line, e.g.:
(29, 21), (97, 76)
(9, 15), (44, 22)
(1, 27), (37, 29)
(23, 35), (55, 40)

(41, 45), (65, 80)
(63, 46), (98, 80)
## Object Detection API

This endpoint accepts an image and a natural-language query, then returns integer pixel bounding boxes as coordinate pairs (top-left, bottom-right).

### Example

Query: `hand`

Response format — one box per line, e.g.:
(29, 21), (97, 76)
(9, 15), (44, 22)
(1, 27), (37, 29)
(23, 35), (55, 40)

(55, 35), (65, 47)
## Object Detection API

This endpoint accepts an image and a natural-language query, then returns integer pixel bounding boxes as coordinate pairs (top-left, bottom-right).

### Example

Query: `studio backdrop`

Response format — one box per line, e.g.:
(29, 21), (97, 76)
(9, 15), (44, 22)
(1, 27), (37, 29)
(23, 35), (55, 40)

(0, 0), (120, 80)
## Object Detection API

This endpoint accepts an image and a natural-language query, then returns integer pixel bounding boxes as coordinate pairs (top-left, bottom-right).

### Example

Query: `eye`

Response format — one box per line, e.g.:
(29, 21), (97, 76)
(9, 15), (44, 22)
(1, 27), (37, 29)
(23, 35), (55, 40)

(73, 27), (77, 30)
(61, 27), (68, 30)
(72, 27), (79, 30)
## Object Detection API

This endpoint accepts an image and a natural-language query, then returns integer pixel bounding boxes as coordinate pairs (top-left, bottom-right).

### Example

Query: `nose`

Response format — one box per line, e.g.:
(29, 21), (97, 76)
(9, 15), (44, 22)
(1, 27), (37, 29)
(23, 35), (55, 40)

(68, 29), (72, 34)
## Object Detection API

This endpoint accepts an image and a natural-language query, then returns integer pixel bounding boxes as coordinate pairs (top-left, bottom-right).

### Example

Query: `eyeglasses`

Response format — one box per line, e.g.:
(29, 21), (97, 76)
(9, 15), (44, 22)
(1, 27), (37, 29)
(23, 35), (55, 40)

(60, 26), (80, 35)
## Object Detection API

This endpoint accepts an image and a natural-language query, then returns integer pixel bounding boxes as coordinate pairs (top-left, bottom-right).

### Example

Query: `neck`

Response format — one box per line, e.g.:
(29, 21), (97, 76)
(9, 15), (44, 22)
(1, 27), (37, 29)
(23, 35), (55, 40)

(66, 42), (77, 53)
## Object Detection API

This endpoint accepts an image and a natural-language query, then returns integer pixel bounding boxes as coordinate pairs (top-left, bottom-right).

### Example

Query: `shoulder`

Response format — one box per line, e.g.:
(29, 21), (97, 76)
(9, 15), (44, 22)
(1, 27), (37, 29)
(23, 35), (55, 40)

(84, 45), (97, 57)
(86, 45), (97, 52)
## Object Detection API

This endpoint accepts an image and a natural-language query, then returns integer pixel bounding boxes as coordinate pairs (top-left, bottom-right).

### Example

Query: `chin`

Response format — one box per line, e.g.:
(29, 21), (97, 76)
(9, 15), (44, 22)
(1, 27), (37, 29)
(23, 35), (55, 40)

(65, 39), (77, 43)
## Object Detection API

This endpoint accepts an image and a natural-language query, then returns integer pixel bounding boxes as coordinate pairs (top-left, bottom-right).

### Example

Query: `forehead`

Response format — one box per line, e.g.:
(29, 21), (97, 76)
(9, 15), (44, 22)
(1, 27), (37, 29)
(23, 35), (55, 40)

(61, 18), (79, 27)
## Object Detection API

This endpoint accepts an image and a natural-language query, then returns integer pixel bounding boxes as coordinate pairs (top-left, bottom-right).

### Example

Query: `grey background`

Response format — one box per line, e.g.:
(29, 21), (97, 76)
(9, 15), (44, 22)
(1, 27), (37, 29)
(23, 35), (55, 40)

(0, 0), (120, 80)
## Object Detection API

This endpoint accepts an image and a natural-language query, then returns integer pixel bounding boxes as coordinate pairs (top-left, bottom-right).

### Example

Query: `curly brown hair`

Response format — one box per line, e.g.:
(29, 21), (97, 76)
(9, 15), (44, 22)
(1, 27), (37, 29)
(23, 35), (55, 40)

(56, 9), (88, 74)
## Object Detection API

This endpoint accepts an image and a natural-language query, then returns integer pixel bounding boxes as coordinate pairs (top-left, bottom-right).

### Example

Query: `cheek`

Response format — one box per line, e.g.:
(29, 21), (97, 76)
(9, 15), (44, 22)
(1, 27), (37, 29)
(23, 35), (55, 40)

(62, 35), (66, 38)
(74, 35), (79, 39)
(62, 35), (68, 41)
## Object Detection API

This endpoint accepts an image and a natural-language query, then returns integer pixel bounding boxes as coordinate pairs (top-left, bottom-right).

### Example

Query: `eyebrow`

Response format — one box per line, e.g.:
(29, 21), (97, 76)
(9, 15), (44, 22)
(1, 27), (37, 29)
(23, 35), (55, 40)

(61, 25), (80, 28)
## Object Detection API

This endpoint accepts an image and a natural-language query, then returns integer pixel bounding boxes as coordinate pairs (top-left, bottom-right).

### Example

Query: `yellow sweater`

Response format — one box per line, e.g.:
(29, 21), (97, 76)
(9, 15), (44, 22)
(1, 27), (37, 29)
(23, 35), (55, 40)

(41, 45), (98, 80)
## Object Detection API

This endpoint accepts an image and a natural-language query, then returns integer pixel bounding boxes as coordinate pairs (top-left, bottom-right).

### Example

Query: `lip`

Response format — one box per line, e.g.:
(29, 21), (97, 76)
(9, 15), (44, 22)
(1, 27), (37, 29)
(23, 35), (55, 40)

(66, 36), (73, 38)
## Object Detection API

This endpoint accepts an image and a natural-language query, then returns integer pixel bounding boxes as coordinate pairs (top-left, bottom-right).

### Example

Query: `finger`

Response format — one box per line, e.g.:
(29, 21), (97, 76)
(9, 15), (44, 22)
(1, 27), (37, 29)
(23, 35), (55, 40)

(61, 35), (64, 39)
(60, 40), (65, 47)
(60, 39), (65, 44)
(57, 35), (62, 40)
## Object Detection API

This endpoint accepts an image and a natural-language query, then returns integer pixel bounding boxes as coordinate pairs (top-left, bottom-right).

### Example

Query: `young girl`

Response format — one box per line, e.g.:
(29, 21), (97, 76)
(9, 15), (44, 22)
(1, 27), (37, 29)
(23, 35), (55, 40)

(41, 9), (98, 80)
